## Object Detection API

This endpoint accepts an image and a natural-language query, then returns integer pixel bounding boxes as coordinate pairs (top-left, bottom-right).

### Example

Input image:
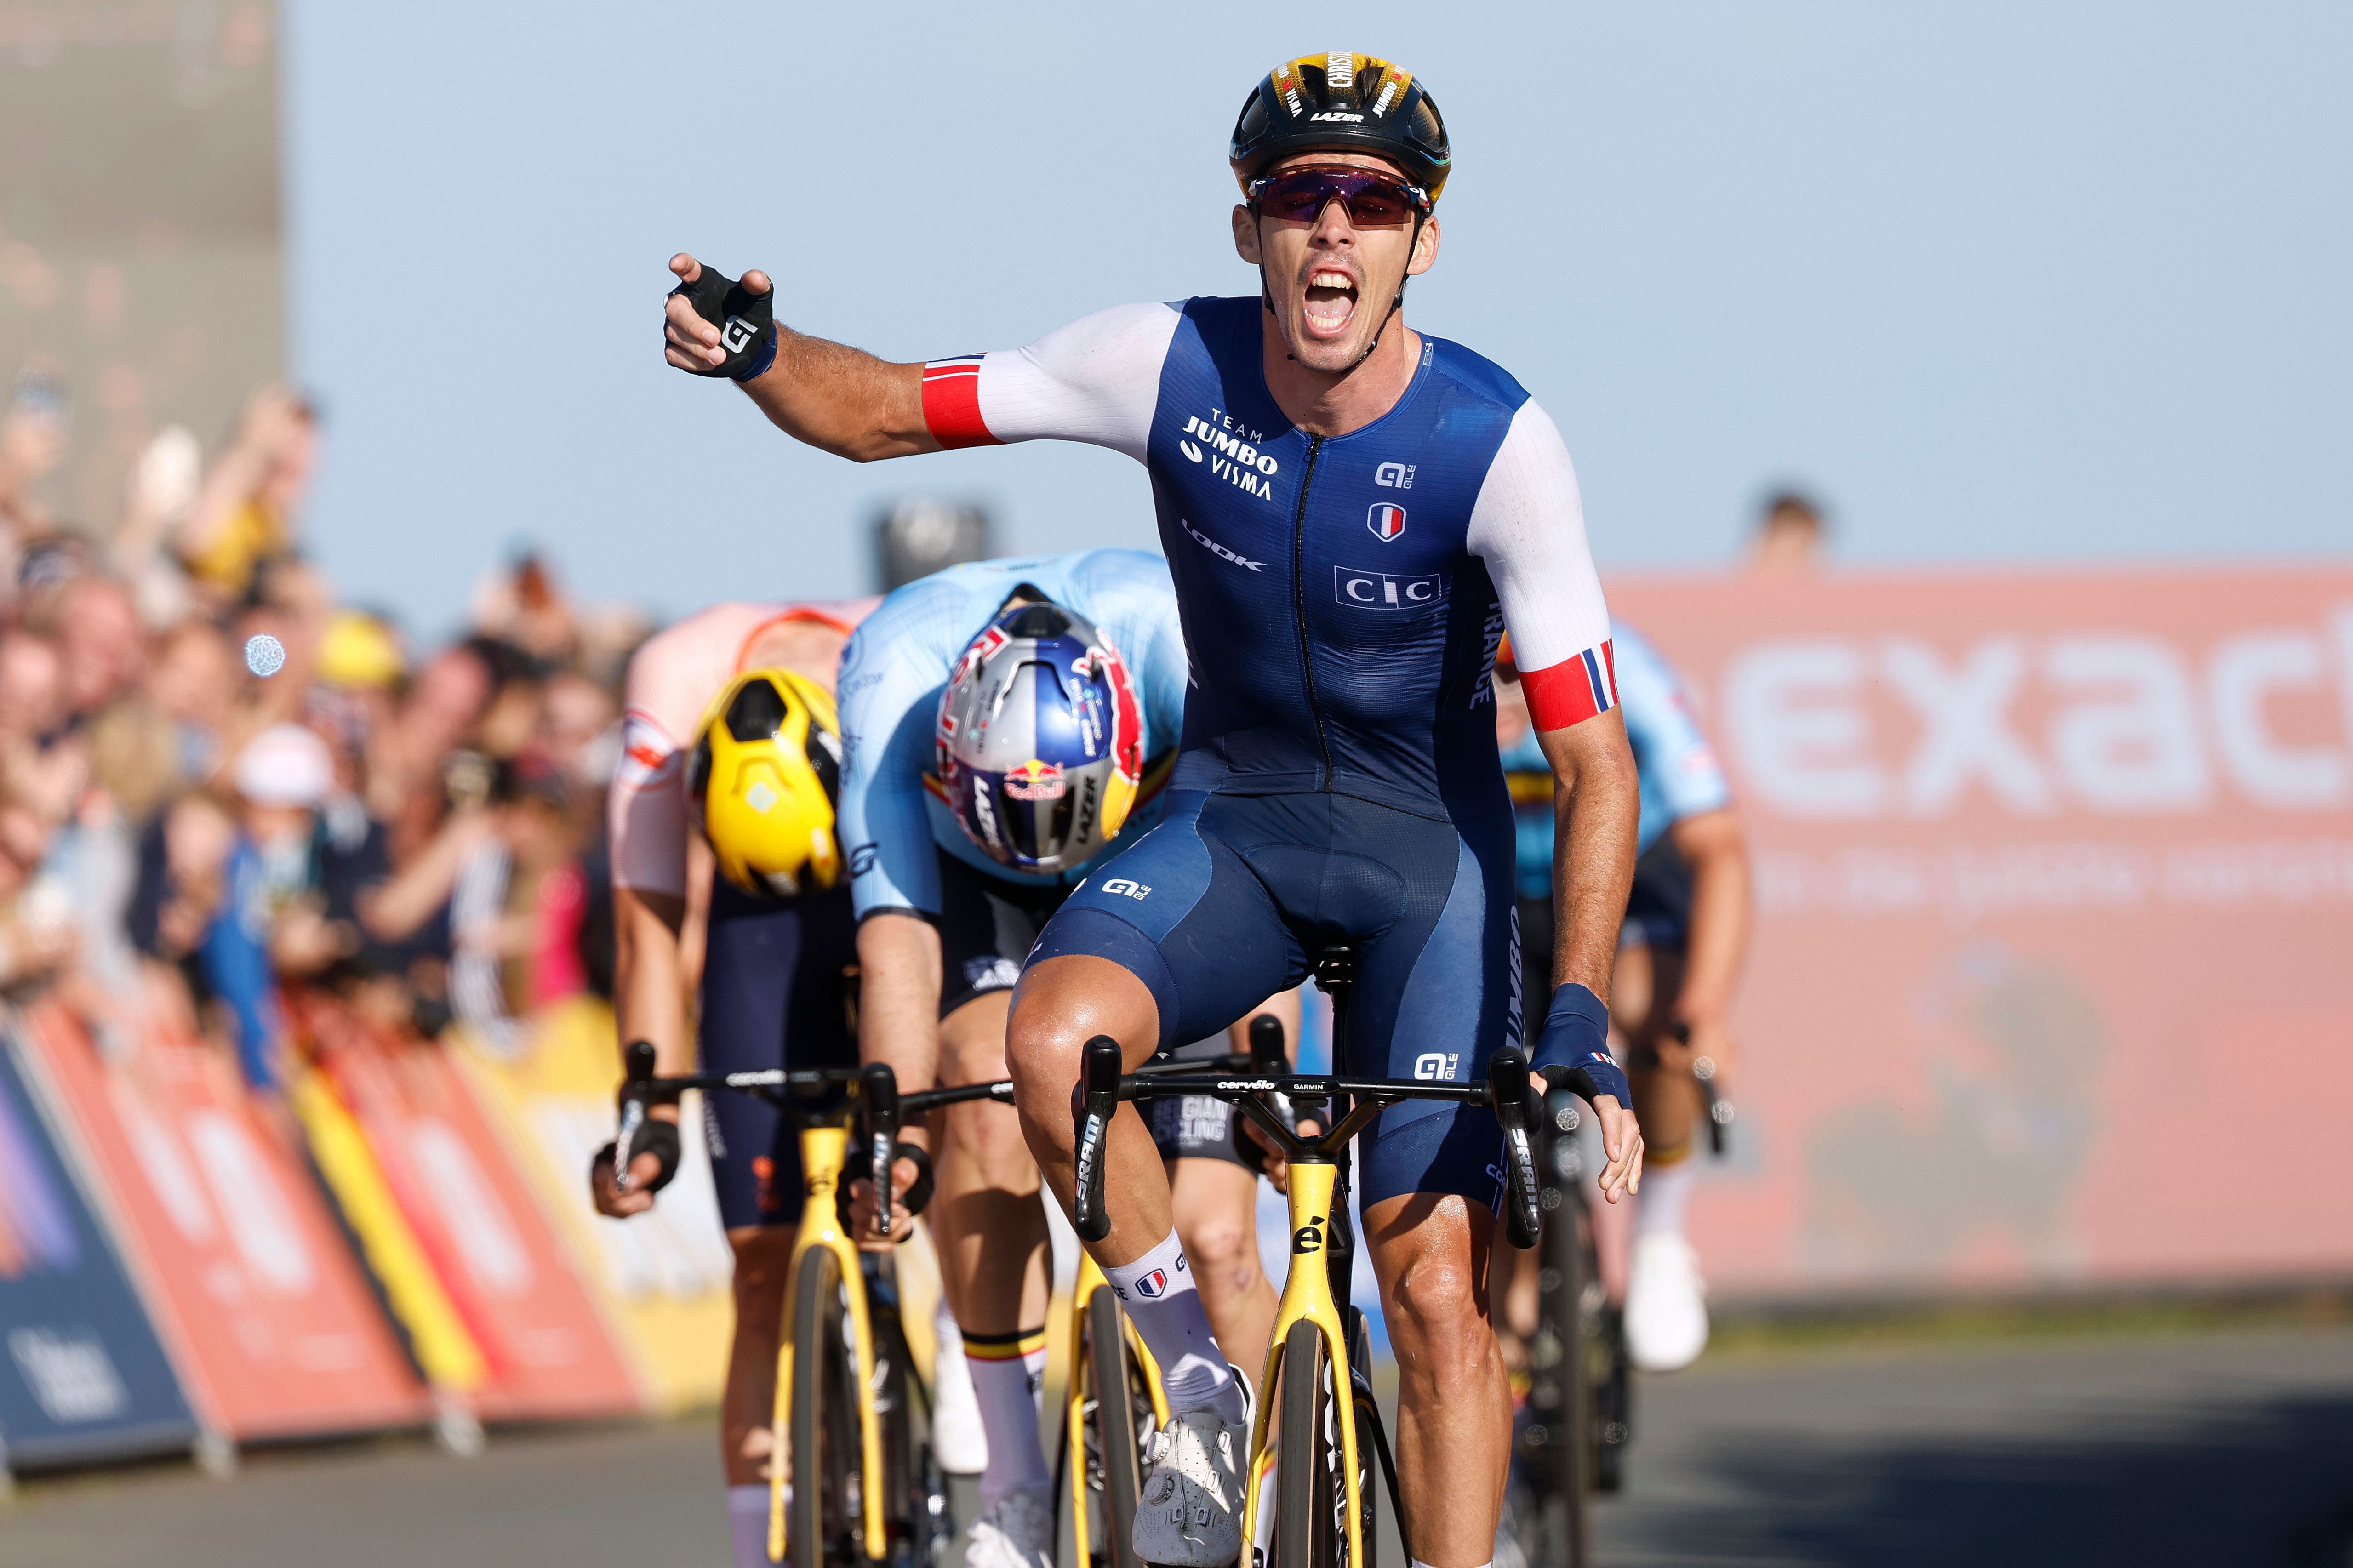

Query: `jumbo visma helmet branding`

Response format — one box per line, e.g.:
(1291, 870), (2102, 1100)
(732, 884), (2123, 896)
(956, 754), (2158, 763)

(1229, 51), (1452, 205)
(935, 598), (1144, 874)
(688, 667), (844, 897)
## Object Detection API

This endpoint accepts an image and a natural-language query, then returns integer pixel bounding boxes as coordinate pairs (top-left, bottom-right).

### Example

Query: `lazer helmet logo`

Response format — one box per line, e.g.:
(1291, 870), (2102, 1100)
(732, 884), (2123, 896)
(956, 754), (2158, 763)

(1134, 1268), (1169, 1298)
(1309, 110), (1365, 123)
(1368, 502), (1407, 542)
(1003, 759), (1065, 801)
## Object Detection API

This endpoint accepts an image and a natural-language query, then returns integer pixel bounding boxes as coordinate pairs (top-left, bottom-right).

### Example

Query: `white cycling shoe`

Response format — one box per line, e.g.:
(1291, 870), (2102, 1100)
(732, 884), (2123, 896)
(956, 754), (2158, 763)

(1132, 1407), (1247, 1567)
(961, 1487), (1054, 1568)
(1625, 1232), (1710, 1372)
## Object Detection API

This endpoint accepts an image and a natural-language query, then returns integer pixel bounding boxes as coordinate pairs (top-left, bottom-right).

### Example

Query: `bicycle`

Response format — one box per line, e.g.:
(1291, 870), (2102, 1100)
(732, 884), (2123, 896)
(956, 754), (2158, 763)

(613, 1043), (998, 1568)
(1057, 1024), (1295, 1568)
(1509, 1036), (1736, 1567)
(1068, 949), (1549, 1568)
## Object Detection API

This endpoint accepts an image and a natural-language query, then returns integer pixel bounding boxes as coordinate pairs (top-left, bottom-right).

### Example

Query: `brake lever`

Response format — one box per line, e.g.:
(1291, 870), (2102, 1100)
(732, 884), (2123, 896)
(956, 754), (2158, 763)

(1073, 1036), (1123, 1243)
(861, 1061), (901, 1239)
(614, 1039), (658, 1192)
(1487, 1047), (1543, 1250)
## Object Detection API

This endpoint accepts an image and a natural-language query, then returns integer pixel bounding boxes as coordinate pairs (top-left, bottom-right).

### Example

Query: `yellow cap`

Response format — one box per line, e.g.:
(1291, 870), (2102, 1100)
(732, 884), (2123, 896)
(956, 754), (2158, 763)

(316, 610), (405, 690)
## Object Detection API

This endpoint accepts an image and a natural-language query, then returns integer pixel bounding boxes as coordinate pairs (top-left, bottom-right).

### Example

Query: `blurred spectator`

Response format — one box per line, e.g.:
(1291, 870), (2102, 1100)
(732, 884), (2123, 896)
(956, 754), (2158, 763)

(4, 362), (658, 1104)
(1747, 488), (1828, 574)
(175, 384), (319, 606)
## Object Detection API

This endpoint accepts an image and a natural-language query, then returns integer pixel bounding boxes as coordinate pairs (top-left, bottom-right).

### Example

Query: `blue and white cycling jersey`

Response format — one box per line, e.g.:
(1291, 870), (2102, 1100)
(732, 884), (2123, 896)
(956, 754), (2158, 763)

(835, 550), (1189, 921)
(916, 299), (1619, 1210)
(922, 297), (1618, 818)
(1503, 621), (1731, 901)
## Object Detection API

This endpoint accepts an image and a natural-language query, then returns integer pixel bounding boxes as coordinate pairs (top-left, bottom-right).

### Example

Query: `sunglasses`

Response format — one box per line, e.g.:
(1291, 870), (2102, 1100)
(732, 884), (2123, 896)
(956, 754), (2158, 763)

(1248, 167), (1430, 228)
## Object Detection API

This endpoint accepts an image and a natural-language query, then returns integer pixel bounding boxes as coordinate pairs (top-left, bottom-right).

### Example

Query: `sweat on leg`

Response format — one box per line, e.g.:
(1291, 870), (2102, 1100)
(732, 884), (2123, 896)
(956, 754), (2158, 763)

(1104, 1229), (1244, 1424)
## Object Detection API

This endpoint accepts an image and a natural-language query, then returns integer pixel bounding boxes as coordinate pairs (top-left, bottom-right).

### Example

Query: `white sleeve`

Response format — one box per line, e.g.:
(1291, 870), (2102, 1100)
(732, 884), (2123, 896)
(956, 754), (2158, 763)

(1464, 399), (1619, 730)
(609, 709), (688, 896)
(921, 302), (1181, 462)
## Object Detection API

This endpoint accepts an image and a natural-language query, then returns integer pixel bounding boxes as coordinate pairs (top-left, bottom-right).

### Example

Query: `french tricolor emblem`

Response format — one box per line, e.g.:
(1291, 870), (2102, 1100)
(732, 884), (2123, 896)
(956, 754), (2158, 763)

(1367, 502), (1407, 543)
(1519, 639), (1620, 730)
(1135, 1268), (1168, 1298)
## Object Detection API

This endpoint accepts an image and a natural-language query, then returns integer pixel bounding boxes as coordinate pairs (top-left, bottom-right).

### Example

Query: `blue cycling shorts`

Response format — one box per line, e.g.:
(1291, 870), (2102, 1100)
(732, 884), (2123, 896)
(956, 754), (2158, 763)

(1031, 790), (1520, 1213)
(700, 878), (859, 1231)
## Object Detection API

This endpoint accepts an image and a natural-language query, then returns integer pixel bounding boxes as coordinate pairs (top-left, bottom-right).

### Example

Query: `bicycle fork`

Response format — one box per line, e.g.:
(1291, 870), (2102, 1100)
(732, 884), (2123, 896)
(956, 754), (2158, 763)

(770, 1124), (890, 1564)
(1241, 1158), (1365, 1568)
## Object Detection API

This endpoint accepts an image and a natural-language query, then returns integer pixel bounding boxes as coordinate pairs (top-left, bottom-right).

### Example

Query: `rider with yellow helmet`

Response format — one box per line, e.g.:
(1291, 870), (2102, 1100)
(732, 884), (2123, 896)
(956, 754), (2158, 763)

(591, 599), (881, 1568)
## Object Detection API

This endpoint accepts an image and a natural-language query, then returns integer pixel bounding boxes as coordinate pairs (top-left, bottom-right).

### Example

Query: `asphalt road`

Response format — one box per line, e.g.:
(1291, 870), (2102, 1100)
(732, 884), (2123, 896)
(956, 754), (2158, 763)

(7, 1325), (2351, 1568)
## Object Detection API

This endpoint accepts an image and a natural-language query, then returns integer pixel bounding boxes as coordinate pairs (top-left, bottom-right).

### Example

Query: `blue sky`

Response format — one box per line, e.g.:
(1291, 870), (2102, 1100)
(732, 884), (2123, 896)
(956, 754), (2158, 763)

(282, 3), (2353, 635)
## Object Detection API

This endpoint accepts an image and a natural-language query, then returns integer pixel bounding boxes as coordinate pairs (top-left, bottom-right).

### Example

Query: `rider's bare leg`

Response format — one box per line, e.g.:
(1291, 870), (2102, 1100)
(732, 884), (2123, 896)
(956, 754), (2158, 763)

(1367, 1192), (1510, 1568)
(929, 990), (1053, 1506)
(1009, 954), (1241, 1421)
(1168, 1157), (1275, 1380)
(722, 1225), (795, 1567)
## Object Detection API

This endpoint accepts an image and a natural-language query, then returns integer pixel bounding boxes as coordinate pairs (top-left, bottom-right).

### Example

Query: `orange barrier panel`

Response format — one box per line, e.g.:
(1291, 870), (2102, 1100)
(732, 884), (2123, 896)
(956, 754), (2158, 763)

(288, 994), (644, 1422)
(1608, 569), (2353, 1297)
(13, 1002), (428, 1440)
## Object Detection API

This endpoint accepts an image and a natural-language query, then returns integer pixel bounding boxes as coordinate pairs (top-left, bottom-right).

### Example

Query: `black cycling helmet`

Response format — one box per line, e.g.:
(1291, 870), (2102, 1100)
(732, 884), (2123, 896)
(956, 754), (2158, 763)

(1229, 52), (1452, 206)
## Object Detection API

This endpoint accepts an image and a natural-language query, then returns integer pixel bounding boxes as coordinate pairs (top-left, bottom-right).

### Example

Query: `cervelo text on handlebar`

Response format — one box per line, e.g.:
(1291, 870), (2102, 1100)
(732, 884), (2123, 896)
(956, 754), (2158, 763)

(1068, 1038), (1550, 1252)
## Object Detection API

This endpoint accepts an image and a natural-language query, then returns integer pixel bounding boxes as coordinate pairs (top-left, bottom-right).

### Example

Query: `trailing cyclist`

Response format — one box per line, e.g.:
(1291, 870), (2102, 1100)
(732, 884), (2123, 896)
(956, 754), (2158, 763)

(586, 598), (888, 1568)
(661, 52), (1648, 1568)
(1495, 623), (1750, 1372)
(826, 550), (1291, 1568)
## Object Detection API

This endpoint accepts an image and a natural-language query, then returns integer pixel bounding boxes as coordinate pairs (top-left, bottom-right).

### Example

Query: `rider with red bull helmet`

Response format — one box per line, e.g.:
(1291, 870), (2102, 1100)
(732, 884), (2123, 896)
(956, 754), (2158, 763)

(835, 549), (1297, 1568)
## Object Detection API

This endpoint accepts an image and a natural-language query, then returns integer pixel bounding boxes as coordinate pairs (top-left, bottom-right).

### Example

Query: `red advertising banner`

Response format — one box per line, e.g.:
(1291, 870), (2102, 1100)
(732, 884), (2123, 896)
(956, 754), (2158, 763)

(289, 996), (642, 1422)
(1609, 569), (2353, 1298)
(13, 1002), (428, 1439)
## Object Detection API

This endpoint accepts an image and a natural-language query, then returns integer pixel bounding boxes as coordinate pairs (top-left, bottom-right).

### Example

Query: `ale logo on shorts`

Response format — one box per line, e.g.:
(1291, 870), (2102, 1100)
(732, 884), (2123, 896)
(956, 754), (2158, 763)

(1134, 1268), (1169, 1298)
(1367, 502), (1407, 542)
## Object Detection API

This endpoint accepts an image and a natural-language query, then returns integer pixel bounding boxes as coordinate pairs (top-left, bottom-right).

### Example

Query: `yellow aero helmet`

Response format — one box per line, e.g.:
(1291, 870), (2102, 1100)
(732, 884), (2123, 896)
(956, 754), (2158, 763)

(687, 667), (844, 898)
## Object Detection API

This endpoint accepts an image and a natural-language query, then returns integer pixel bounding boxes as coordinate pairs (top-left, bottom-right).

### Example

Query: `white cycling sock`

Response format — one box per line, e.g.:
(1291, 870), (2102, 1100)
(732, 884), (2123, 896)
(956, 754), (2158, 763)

(1103, 1229), (1243, 1424)
(727, 1483), (788, 1568)
(1635, 1149), (1698, 1241)
(963, 1325), (1050, 1508)
(1412, 1559), (1491, 1568)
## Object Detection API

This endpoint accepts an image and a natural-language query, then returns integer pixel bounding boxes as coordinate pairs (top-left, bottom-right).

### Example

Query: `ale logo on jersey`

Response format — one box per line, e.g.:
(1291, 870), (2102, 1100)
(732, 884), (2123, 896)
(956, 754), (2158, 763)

(1368, 502), (1407, 543)
(1004, 758), (1066, 801)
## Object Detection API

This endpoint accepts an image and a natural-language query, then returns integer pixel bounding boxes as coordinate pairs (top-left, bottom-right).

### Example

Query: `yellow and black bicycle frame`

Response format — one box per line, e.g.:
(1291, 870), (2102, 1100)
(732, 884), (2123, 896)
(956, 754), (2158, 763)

(768, 1120), (889, 1564)
(1239, 1157), (1362, 1567)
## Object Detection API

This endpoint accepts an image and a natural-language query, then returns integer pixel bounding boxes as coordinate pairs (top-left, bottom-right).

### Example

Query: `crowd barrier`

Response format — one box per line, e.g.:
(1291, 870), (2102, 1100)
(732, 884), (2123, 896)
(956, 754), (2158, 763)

(0, 1021), (195, 1471)
(1611, 567), (2353, 1300)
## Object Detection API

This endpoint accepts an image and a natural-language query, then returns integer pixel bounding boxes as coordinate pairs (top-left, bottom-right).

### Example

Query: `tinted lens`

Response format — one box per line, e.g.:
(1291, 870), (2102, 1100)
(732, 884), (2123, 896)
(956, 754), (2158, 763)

(1256, 171), (1419, 227)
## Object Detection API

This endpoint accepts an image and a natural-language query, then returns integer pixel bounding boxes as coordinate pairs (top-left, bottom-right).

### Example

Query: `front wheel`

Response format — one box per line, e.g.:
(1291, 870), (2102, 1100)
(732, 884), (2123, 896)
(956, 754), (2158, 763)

(1078, 1287), (1149, 1566)
(1276, 1318), (1372, 1568)
(789, 1247), (860, 1568)
(1519, 1190), (1597, 1567)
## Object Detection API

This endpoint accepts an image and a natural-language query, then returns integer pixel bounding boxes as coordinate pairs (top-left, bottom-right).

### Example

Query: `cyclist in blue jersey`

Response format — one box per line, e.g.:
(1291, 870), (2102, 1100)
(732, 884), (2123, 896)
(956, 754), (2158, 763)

(664, 52), (1645, 1568)
(1495, 623), (1751, 1375)
(831, 550), (1293, 1568)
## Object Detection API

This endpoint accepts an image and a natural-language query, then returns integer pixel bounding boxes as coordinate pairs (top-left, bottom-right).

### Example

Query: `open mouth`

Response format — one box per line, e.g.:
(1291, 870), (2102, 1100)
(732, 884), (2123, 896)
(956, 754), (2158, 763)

(1301, 268), (1359, 339)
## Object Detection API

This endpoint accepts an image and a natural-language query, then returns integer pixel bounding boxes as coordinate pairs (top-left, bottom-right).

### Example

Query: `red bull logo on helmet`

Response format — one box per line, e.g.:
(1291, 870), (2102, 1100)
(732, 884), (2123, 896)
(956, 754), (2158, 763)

(1003, 758), (1067, 801)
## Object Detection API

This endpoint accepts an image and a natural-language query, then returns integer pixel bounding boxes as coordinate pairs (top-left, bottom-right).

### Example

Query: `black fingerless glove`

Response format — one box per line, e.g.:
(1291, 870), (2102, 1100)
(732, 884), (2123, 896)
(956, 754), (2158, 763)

(669, 263), (777, 382)
(595, 1118), (682, 1195)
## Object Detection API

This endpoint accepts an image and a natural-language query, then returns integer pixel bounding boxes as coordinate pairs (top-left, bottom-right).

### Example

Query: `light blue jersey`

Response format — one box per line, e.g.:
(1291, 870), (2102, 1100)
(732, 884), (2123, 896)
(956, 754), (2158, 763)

(1503, 621), (1730, 899)
(836, 550), (1189, 920)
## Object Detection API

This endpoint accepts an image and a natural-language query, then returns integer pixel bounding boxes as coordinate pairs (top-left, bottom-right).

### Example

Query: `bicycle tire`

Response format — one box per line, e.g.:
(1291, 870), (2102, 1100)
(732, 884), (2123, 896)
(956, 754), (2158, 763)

(790, 1247), (858, 1568)
(1084, 1288), (1147, 1568)
(869, 1297), (950, 1566)
(1594, 1300), (1630, 1496)
(1277, 1319), (1340, 1568)
(1523, 1194), (1594, 1567)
